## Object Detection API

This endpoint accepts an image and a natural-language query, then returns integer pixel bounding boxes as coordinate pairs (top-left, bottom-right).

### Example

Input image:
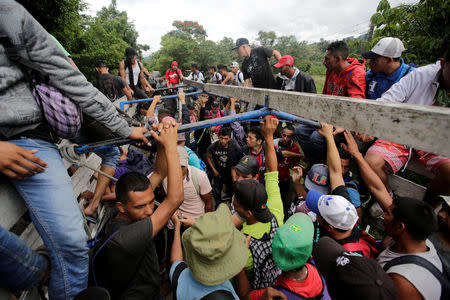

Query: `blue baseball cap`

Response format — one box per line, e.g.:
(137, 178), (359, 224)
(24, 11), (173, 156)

(304, 164), (330, 194)
(232, 38), (249, 50)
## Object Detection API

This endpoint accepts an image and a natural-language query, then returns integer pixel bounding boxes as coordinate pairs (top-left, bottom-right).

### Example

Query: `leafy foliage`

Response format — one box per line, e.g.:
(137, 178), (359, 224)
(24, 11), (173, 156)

(148, 21), (239, 76)
(371, 0), (450, 65)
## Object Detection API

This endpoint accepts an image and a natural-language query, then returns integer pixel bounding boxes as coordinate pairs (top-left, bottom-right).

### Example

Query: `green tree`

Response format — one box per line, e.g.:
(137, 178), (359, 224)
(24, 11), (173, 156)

(256, 31), (277, 47)
(371, 0), (450, 65)
(72, 0), (148, 80)
(17, 0), (85, 52)
(170, 20), (207, 39)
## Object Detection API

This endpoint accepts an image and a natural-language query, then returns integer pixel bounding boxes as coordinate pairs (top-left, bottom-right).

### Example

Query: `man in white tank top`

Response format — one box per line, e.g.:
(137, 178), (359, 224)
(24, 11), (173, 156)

(118, 47), (154, 99)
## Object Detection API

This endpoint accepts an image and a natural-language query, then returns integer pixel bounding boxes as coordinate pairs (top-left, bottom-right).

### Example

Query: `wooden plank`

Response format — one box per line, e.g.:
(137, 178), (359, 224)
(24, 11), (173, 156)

(0, 180), (27, 229)
(185, 80), (450, 157)
(388, 174), (427, 199)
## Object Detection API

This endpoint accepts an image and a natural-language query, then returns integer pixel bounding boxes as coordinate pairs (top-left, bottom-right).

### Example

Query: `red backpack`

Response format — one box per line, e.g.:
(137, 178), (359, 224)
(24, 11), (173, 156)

(342, 231), (380, 259)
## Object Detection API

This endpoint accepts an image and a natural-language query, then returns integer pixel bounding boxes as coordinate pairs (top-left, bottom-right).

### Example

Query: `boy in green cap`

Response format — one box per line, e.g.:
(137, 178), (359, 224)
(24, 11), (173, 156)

(235, 213), (329, 300)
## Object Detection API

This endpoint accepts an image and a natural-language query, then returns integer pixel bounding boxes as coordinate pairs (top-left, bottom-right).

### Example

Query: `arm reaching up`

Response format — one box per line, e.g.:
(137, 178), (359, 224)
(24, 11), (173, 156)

(317, 122), (344, 191)
(261, 116), (279, 173)
(342, 130), (392, 211)
(149, 119), (183, 238)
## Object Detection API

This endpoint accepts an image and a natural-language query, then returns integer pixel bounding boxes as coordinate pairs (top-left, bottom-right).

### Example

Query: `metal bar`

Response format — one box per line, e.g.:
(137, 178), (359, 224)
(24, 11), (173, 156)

(119, 91), (204, 110)
(184, 79), (450, 157)
(74, 109), (269, 154)
(73, 107), (322, 154)
(153, 85), (188, 92)
(270, 110), (321, 129)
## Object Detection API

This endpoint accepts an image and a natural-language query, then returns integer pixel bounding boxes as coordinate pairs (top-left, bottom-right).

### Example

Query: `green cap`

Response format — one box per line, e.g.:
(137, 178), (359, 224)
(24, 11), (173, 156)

(182, 204), (249, 286)
(272, 213), (314, 271)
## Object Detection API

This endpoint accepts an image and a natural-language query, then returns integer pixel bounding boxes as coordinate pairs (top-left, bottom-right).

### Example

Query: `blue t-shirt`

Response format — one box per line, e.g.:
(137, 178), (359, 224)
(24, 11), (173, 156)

(169, 261), (239, 300)
(365, 59), (414, 99)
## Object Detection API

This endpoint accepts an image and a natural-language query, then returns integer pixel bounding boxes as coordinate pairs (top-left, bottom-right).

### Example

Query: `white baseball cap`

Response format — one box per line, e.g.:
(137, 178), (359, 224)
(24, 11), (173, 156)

(319, 195), (358, 230)
(230, 62), (239, 68)
(177, 146), (189, 167)
(362, 37), (405, 59)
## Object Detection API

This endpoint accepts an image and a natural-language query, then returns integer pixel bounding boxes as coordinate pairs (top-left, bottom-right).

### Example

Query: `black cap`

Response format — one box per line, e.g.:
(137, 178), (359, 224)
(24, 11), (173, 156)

(234, 179), (272, 223)
(234, 155), (259, 176)
(125, 47), (137, 59)
(313, 237), (397, 300)
(95, 60), (108, 68)
(232, 38), (249, 50)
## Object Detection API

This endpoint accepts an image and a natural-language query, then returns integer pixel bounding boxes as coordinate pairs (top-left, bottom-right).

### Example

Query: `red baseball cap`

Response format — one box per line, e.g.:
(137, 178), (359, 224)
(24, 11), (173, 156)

(274, 55), (294, 68)
(171, 61), (178, 66)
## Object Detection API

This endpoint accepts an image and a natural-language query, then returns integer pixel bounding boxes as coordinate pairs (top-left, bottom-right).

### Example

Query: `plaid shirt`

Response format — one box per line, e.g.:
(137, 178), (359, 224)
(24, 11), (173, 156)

(248, 216), (282, 289)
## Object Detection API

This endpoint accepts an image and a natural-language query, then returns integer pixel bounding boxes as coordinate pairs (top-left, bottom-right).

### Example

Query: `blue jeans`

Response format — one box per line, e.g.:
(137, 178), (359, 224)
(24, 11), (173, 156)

(295, 124), (327, 166)
(71, 133), (120, 169)
(0, 226), (48, 291)
(9, 138), (89, 299)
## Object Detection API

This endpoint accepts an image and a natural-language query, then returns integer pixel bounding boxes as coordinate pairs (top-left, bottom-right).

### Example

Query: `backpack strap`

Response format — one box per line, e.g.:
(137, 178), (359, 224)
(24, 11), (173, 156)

(189, 166), (201, 195)
(402, 65), (412, 78)
(200, 290), (235, 300)
(90, 228), (122, 287)
(383, 255), (450, 295)
(273, 284), (324, 300)
(171, 261), (189, 300)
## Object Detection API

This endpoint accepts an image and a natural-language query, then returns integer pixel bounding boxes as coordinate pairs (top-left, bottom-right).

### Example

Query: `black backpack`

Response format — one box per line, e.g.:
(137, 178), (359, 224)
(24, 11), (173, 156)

(87, 211), (123, 288)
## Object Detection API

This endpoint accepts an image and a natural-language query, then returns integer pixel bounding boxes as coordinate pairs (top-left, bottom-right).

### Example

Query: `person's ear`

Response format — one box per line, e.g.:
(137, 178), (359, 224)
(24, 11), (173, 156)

(116, 201), (126, 213)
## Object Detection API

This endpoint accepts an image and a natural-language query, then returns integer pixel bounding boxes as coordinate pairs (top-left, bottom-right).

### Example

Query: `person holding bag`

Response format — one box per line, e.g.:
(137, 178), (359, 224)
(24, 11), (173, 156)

(0, 1), (149, 299)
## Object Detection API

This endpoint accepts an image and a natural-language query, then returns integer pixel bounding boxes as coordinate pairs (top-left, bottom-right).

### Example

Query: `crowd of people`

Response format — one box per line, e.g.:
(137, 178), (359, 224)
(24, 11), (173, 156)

(0, 1), (449, 299)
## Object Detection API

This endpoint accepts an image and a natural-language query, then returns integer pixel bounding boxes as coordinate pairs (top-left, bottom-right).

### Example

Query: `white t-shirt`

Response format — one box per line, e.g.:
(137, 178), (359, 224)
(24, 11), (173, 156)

(186, 71), (205, 83)
(377, 239), (443, 299)
(162, 166), (212, 219)
(233, 71), (244, 86)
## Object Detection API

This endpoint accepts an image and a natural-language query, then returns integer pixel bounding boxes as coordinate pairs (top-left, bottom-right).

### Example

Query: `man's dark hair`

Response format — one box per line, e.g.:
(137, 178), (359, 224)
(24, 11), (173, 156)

(191, 63), (198, 69)
(95, 60), (108, 68)
(218, 127), (231, 137)
(326, 41), (349, 59)
(116, 172), (150, 204)
(392, 57), (401, 62)
(157, 108), (170, 122)
(209, 66), (216, 71)
(338, 146), (351, 160)
(283, 124), (295, 132)
(218, 64), (228, 71)
(249, 126), (263, 142)
(393, 196), (438, 241)
(444, 46), (450, 61)
(137, 102), (151, 111)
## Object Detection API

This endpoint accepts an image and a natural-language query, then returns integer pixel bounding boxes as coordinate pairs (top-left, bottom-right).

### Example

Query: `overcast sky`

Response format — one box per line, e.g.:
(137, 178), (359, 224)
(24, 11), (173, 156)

(85, 0), (418, 54)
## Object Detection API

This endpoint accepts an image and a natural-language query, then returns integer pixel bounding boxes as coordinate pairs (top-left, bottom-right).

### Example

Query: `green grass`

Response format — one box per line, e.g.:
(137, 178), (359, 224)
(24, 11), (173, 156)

(311, 74), (325, 92)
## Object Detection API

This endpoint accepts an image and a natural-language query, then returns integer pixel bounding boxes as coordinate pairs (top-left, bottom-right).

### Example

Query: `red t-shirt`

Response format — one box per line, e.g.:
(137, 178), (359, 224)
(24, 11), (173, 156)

(276, 140), (300, 181)
(249, 264), (324, 300)
(165, 68), (182, 85)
